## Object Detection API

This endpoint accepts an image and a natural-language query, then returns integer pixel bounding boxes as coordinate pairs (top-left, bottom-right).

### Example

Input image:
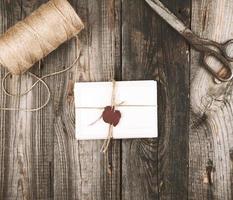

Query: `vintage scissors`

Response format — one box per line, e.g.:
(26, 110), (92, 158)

(145, 0), (233, 82)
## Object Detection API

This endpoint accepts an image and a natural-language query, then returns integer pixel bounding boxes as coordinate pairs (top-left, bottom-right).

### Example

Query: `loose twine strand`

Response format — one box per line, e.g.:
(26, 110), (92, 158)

(0, 47), (81, 111)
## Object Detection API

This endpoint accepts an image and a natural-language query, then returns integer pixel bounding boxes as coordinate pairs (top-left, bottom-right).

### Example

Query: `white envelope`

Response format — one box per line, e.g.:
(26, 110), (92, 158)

(74, 80), (158, 140)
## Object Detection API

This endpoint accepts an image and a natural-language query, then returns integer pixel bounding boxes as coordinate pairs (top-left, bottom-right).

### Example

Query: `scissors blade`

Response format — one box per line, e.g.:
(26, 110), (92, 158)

(145, 0), (190, 34)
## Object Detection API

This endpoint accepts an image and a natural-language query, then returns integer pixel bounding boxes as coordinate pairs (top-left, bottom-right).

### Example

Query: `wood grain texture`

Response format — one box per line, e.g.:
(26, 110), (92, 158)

(0, 0), (54, 199)
(121, 0), (159, 199)
(53, 0), (122, 200)
(189, 0), (233, 199)
(1, 0), (233, 199)
(157, 1), (191, 199)
(121, 0), (190, 199)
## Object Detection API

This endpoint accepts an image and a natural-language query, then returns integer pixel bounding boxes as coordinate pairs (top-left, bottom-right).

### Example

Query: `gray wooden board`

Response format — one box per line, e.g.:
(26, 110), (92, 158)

(0, 0), (53, 199)
(121, 0), (190, 199)
(189, 0), (233, 199)
(0, 0), (232, 200)
(53, 0), (122, 200)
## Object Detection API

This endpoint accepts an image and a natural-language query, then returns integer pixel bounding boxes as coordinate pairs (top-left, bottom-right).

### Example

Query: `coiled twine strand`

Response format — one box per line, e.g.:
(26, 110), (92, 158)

(0, 0), (84, 111)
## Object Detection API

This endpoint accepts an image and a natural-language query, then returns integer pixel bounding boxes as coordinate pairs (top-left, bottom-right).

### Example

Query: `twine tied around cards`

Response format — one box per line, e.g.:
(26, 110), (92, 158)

(76, 80), (157, 153)
(0, 0), (84, 111)
(87, 80), (123, 153)
(100, 80), (122, 153)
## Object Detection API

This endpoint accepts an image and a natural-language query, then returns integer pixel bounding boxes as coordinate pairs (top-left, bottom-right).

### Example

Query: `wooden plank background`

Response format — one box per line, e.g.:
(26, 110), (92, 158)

(0, 0), (232, 199)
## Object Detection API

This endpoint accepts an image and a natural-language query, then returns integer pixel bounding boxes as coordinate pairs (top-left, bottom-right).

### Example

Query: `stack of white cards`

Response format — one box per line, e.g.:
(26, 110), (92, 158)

(74, 80), (158, 140)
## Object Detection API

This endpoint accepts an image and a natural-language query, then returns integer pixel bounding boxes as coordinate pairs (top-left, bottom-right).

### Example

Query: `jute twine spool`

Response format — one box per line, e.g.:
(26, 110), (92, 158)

(0, 0), (84, 75)
(0, 0), (84, 111)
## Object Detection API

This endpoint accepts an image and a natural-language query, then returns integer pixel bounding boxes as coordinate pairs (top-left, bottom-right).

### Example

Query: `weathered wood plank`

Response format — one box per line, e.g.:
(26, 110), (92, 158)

(0, 2), (7, 199)
(53, 0), (122, 200)
(189, 0), (233, 199)
(121, 0), (190, 199)
(121, 0), (159, 199)
(0, 0), (53, 199)
(156, 1), (191, 199)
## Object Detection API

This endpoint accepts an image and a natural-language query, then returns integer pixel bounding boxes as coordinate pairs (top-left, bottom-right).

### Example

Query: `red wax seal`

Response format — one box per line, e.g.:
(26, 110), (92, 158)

(102, 106), (121, 127)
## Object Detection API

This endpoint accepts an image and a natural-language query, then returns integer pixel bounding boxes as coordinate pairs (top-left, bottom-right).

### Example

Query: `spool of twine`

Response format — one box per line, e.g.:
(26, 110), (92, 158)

(0, 0), (84, 75)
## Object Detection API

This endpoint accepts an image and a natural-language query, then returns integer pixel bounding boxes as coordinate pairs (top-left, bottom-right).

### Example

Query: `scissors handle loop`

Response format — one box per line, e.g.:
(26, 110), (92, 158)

(183, 32), (233, 82)
(203, 52), (233, 82)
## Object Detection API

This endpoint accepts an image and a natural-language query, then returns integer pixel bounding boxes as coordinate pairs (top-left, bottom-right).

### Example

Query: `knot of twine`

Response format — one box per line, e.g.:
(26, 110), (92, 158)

(0, 0), (84, 75)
